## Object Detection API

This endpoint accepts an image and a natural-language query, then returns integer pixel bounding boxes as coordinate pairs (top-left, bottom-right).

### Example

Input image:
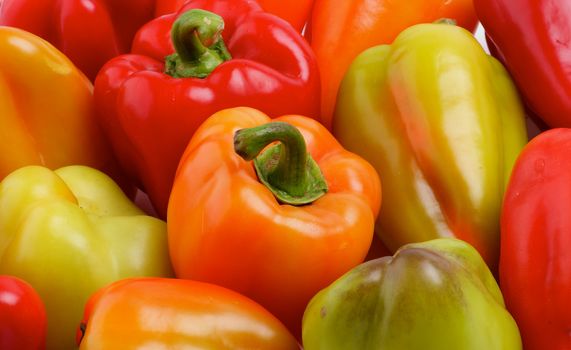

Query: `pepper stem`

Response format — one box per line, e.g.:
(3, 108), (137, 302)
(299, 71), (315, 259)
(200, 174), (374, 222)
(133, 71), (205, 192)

(234, 122), (328, 205)
(165, 9), (232, 78)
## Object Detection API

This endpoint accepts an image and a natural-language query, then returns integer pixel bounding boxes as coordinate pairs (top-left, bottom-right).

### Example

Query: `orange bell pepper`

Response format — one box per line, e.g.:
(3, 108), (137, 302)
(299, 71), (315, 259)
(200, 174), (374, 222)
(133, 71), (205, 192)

(0, 26), (118, 182)
(307, 0), (478, 129)
(155, 0), (313, 32)
(168, 107), (381, 338)
(77, 278), (300, 349)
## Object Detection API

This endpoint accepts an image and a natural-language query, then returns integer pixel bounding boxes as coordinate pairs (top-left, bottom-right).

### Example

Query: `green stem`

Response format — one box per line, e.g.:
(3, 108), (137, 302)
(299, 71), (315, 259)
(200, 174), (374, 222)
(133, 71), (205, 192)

(165, 9), (232, 78)
(234, 122), (328, 206)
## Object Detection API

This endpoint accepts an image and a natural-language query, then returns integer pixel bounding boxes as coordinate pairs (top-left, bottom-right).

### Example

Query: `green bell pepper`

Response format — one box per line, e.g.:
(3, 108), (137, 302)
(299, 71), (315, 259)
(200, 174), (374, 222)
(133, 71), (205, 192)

(0, 165), (173, 350)
(302, 238), (521, 350)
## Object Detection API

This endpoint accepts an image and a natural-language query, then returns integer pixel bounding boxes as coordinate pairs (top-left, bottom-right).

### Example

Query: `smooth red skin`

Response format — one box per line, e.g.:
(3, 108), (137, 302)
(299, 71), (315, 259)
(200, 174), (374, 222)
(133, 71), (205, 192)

(95, 0), (320, 218)
(155, 0), (313, 32)
(0, 276), (46, 350)
(501, 128), (571, 350)
(0, 0), (156, 80)
(475, 0), (571, 127)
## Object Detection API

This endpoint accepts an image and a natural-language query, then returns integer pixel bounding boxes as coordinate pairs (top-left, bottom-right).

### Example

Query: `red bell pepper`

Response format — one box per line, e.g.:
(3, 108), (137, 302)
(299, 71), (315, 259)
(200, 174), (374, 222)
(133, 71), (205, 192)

(0, 276), (46, 350)
(475, 0), (571, 127)
(0, 0), (156, 80)
(501, 128), (571, 349)
(95, 0), (320, 218)
(255, 0), (313, 32)
(155, 0), (313, 32)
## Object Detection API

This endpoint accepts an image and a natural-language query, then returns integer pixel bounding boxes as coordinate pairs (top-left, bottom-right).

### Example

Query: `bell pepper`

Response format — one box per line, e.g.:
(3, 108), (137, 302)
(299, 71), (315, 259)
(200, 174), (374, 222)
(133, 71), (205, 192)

(0, 26), (120, 183)
(0, 0), (156, 80)
(333, 22), (527, 271)
(0, 165), (173, 350)
(95, 1), (320, 218)
(155, 0), (313, 32)
(307, 0), (478, 129)
(168, 107), (381, 338)
(302, 238), (522, 349)
(0, 275), (46, 350)
(475, 0), (571, 127)
(77, 278), (300, 349)
(501, 128), (571, 350)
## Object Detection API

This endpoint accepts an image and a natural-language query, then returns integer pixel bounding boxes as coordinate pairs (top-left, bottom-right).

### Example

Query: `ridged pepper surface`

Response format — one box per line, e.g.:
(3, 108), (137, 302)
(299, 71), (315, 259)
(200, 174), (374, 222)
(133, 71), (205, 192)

(168, 107), (380, 338)
(303, 239), (522, 350)
(0, 166), (172, 350)
(95, 0), (320, 218)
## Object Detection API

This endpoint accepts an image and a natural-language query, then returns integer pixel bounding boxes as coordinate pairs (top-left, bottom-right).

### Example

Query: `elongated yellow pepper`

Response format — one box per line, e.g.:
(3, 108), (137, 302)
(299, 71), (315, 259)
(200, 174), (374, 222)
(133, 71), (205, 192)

(333, 22), (527, 270)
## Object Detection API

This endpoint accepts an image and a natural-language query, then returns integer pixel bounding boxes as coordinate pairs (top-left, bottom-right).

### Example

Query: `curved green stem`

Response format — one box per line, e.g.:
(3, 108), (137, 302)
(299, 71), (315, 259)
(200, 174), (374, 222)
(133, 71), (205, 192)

(165, 9), (232, 78)
(234, 122), (328, 206)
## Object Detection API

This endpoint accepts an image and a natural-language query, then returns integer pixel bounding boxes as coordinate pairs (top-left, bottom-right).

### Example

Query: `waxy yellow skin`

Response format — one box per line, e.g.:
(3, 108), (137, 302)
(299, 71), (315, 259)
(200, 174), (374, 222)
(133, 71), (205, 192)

(302, 239), (522, 350)
(0, 26), (116, 181)
(0, 166), (173, 350)
(333, 23), (527, 270)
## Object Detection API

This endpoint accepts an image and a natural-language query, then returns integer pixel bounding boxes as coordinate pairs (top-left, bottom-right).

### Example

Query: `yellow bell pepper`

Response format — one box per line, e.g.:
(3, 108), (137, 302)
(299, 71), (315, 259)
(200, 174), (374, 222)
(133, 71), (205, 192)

(333, 22), (527, 271)
(0, 166), (173, 350)
(0, 26), (117, 180)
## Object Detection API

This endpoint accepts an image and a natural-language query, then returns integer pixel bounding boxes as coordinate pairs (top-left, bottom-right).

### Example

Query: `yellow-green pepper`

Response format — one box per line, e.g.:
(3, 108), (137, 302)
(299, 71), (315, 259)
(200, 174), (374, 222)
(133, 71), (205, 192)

(0, 165), (173, 350)
(333, 22), (527, 271)
(302, 238), (522, 349)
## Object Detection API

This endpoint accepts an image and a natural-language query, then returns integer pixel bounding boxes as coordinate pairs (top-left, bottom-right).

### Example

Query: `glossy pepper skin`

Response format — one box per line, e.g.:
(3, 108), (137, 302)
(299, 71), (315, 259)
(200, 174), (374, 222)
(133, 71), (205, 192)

(168, 107), (381, 338)
(0, 166), (173, 350)
(95, 0), (320, 218)
(0, 0), (156, 80)
(333, 22), (527, 271)
(475, 0), (571, 128)
(77, 278), (300, 350)
(307, 0), (478, 129)
(302, 239), (522, 350)
(0, 27), (118, 182)
(155, 0), (313, 32)
(0, 276), (46, 350)
(501, 128), (571, 350)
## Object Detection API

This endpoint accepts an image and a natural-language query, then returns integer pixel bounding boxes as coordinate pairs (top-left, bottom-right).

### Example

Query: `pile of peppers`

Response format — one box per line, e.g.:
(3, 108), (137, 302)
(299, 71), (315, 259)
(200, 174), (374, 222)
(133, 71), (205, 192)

(0, 0), (569, 349)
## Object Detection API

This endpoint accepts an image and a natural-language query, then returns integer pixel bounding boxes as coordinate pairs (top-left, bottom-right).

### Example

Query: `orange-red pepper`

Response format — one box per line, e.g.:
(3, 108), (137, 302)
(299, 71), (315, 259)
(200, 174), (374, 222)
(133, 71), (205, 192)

(168, 107), (381, 338)
(77, 278), (300, 349)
